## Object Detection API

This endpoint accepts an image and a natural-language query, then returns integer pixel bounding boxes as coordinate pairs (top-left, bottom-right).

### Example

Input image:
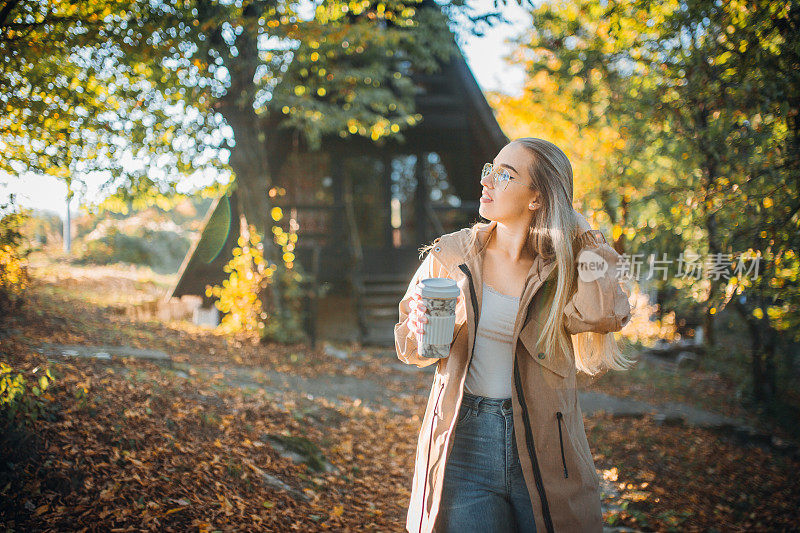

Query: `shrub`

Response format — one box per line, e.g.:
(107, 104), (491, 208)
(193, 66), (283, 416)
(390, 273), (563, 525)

(0, 363), (55, 428)
(206, 222), (307, 343)
(0, 362), (60, 477)
(0, 194), (31, 319)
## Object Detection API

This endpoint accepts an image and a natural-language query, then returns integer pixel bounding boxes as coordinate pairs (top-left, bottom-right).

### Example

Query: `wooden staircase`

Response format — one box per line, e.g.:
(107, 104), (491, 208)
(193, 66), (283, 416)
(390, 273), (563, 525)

(355, 273), (411, 347)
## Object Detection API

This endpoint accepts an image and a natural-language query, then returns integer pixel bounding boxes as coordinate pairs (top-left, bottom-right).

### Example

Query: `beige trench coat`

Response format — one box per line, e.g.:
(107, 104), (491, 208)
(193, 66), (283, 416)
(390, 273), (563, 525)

(394, 220), (632, 533)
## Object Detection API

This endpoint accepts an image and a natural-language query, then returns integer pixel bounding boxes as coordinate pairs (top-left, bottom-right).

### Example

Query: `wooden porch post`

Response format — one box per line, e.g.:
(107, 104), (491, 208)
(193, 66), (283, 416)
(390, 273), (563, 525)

(415, 152), (428, 244)
(383, 151), (392, 249)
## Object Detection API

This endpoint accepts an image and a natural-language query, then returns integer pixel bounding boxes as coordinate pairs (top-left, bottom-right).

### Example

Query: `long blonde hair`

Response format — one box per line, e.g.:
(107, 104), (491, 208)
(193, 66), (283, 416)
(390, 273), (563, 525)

(422, 137), (635, 375)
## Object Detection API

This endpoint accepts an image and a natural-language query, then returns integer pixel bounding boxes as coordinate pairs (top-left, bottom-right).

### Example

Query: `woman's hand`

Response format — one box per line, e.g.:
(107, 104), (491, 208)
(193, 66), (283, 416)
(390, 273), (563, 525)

(408, 282), (463, 338)
(408, 284), (428, 335)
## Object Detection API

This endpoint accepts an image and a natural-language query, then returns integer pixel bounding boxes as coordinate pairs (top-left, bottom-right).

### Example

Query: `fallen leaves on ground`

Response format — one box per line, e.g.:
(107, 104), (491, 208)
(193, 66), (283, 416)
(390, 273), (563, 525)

(588, 412), (800, 531)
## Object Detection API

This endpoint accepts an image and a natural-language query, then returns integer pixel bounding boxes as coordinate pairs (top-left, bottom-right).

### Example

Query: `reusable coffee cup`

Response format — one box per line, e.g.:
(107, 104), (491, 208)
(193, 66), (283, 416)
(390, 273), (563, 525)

(417, 277), (460, 358)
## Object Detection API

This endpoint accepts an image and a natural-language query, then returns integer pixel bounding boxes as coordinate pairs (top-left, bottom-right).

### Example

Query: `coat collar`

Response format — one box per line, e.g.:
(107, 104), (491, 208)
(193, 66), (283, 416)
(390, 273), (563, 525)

(430, 220), (559, 347)
(430, 219), (558, 285)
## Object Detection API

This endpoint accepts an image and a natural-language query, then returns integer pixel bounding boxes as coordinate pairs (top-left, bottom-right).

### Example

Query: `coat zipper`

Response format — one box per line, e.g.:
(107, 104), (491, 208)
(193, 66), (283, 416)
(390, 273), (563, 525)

(514, 356), (556, 533)
(419, 378), (446, 533)
(457, 264), (481, 375)
(417, 264), (483, 532)
(460, 263), (556, 533)
(556, 411), (568, 478)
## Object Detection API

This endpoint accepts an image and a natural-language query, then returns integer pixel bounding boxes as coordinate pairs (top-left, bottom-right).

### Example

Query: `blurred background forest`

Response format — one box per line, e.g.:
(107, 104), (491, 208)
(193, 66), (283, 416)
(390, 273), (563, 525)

(10, 196), (213, 274)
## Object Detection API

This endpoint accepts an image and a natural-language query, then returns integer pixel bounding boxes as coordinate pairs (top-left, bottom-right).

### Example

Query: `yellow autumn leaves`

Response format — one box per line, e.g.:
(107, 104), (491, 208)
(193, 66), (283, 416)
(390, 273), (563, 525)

(0, 243), (29, 308)
(205, 219), (300, 337)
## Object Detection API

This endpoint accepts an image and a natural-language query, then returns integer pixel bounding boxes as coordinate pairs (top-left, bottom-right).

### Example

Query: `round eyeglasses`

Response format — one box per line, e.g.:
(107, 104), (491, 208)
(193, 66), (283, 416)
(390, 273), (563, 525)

(481, 163), (537, 191)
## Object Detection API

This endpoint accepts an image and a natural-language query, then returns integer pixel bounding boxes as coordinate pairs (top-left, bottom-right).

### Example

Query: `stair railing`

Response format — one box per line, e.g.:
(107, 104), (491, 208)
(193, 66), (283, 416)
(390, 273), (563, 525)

(343, 174), (369, 343)
(424, 199), (446, 239)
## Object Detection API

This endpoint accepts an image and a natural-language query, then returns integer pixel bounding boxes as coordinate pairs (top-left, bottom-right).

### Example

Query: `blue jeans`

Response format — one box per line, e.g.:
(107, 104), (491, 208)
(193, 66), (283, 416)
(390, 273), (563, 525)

(434, 391), (538, 533)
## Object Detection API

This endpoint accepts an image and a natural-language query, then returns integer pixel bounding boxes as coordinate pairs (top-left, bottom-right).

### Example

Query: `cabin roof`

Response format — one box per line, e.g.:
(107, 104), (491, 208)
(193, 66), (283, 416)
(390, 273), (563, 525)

(168, 27), (508, 300)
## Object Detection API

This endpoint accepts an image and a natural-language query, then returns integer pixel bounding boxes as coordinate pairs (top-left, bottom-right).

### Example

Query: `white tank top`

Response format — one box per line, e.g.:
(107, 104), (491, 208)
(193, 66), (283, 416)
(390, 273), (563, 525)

(463, 283), (519, 399)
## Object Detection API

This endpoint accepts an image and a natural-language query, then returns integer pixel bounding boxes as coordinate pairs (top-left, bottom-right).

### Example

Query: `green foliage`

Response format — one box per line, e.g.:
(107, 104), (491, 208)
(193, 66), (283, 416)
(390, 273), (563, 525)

(0, 0), (227, 209)
(19, 209), (62, 250)
(0, 361), (57, 472)
(1, 194), (32, 248)
(0, 362), (56, 429)
(267, 0), (458, 149)
(517, 0), (799, 339)
(47, 193), (212, 272)
(264, 433), (328, 473)
(260, 258), (309, 345)
(0, 0), (492, 213)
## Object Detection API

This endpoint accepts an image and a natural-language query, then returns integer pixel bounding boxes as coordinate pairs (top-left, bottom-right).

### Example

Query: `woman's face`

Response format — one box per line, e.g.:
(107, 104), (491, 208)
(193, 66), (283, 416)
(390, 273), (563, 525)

(479, 142), (541, 224)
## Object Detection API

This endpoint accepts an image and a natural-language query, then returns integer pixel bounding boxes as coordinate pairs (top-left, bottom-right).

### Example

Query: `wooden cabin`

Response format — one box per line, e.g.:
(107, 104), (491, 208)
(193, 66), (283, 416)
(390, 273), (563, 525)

(167, 32), (508, 346)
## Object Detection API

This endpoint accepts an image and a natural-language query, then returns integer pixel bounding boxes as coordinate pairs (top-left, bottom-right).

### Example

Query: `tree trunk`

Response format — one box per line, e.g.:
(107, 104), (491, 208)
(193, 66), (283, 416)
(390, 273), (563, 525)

(697, 100), (718, 350)
(615, 193), (628, 255)
(733, 298), (781, 403)
(217, 32), (285, 328)
(703, 309), (715, 353)
(763, 326), (777, 401)
(731, 299), (764, 401)
(219, 90), (271, 239)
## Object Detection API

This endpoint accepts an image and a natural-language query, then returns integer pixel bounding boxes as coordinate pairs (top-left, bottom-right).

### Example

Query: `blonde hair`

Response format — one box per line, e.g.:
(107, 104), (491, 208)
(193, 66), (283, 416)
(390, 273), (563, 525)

(421, 137), (635, 376)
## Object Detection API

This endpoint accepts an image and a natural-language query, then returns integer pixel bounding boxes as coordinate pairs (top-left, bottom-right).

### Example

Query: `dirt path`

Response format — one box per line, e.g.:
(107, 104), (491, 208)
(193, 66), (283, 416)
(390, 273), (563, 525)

(39, 341), (764, 437)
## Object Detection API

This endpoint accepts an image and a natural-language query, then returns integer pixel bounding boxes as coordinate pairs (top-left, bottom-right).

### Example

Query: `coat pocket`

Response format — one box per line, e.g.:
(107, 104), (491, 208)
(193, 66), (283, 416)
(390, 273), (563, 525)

(556, 411), (569, 479)
(432, 372), (448, 420)
(455, 400), (472, 425)
(518, 319), (572, 378)
(561, 408), (601, 485)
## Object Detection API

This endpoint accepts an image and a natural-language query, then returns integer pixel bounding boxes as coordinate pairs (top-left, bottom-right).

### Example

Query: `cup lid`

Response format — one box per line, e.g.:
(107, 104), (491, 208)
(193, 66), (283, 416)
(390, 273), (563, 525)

(419, 277), (460, 298)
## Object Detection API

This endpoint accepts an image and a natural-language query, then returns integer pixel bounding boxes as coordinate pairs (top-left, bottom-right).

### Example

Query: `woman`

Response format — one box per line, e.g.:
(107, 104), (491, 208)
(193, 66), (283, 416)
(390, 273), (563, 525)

(394, 138), (634, 533)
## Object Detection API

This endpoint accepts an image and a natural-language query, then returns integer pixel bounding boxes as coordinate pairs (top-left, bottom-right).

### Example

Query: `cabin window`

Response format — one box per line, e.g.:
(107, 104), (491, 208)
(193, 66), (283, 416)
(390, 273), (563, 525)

(274, 151), (334, 247)
(425, 152), (464, 235)
(390, 154), (418, 248)
(346, 155), (388, 248)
